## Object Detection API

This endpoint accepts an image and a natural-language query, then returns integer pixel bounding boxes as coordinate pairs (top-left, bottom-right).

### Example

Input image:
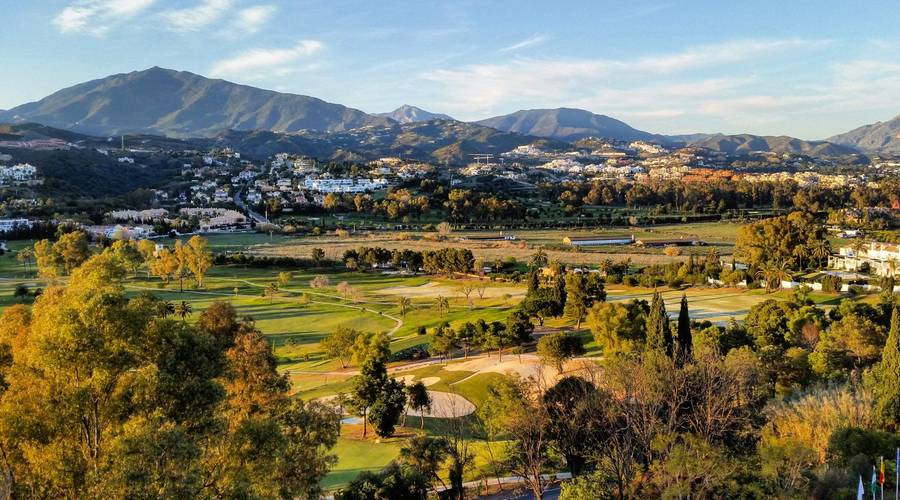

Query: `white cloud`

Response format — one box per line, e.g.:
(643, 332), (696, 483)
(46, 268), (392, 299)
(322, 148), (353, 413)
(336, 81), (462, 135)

(53, 0), (156, 36)
(498, 34), (549, 53)
(160, 0), (233, 32)
(232, 5), (277, 35)
(209, 40), (324, 78)
(418, 38), (830, 123)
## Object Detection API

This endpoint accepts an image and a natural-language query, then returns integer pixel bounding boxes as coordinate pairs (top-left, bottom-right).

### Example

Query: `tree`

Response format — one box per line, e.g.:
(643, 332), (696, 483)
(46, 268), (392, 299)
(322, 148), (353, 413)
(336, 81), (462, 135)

(529, 248), (548, 269)
(12, 284), (28, 303)
(646, 292), (673, 356)
(0, 250), (340, 498)
(434, 295), (449, 316)
(537, 332), (585, 373)
(542, 376), (607, 476)
(33, 238), (61, 280)
(15, 248), (32, 272)
(505, 309), (535, 355)
(321, 326), (361, 368)
(397, 296), (411, 316)
(265, 282), (279, 303)
(277, 271), (293, 287)
(53, 230), (90, 274)
(311, 247), (326, 265)
(399, 435), (449, 493)
(350, 355), (388, 438)
(407, 381), (432, 429)
(336, 463), (428, 500)
(351, 331), (390, 366)
(174, 300), (193, 321)
(870, 307), (900, 430)
(587, 300), (646, 354)
(368, 377), (407, 437)
(430, 323), (458, 361)
(676, 294), (692, 359)
(196, 300), (239, 347)
(310, 275), (331, 289)
(563, 273), (592, 328)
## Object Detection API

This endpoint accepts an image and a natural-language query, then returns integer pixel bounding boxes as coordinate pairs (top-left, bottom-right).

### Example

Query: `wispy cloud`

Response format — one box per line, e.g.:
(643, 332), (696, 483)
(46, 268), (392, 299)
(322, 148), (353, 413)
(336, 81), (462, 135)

(419, 38), (830, 122)
(160, 0), (232, 32)
(53, 0), (156, 36)
(498, 34), (549, 53)
(209, 40), (324, 78)
(232, 4), (277, 36)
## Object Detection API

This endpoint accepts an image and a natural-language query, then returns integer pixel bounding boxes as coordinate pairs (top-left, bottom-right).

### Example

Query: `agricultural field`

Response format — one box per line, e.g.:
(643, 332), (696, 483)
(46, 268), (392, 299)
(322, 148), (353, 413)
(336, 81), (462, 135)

(0, 230), (851, 491)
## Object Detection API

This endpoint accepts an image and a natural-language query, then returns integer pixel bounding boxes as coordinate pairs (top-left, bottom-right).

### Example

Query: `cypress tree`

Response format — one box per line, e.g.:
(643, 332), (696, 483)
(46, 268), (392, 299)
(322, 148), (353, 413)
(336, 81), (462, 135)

(873, 306), (900, 430)
(646, 292), (673, 356)
(527, 270), (540, 295)
(677, 293), (692, 358)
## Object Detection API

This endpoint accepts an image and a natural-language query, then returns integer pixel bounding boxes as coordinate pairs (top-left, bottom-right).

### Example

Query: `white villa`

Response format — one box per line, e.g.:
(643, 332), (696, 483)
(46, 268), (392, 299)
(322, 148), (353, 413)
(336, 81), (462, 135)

(829, 241), (900, 277)
(303, 178), (387, 193)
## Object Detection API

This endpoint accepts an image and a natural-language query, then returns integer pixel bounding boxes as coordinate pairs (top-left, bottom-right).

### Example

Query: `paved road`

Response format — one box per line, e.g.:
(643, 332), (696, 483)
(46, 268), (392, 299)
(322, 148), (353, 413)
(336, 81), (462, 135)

(233, 185), (269, 224)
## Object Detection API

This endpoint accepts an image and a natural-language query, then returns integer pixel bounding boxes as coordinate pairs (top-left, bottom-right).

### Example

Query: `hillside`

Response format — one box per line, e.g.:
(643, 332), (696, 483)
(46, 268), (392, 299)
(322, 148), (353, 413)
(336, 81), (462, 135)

(476, 107), (658, 142)
(207, 120), (564, 163)
(376, 105), (453, 124)
(687, 133), (858, 157)
(0, 67), (391, 138)
(827, 115), (900, 154)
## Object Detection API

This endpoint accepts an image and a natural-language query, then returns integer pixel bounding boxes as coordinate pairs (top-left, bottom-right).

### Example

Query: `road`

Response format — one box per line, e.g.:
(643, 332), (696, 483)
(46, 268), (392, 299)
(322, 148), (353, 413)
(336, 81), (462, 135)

(233, 185), (269, 224)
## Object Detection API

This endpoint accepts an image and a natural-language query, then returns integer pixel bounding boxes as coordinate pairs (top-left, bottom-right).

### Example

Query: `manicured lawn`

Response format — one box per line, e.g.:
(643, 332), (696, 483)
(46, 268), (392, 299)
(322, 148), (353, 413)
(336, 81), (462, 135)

(323, 437), (404, 491)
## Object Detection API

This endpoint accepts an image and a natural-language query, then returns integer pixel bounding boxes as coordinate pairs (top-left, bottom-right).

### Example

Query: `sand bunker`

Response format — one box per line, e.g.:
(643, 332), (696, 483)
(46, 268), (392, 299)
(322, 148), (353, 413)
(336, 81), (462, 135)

(445, 354), (545, 380)
(397, 375), (440, 386)
(406, 391), (475, 418)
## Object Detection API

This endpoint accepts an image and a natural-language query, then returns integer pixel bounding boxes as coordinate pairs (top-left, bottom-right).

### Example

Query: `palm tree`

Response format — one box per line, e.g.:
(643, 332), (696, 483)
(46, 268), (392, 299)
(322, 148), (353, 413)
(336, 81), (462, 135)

(265, 282), (279, 303)
(756, 262), (792, 293)
(397, 296), (411, 316)
(792, 245), (808, 272)
(435, 296), (449, 316)
(809, 240), (832, 269)
(529, 248), (548, 269)
(162, 300), (175, 318)
(174, 301), (192, 321)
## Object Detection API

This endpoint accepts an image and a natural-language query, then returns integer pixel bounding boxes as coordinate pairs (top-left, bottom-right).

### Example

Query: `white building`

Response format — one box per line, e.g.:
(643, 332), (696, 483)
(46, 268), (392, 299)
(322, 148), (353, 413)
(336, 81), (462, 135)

(303, 178), (388, 193)
(829, 242), (900, 277)
(0, 218), (33, 232)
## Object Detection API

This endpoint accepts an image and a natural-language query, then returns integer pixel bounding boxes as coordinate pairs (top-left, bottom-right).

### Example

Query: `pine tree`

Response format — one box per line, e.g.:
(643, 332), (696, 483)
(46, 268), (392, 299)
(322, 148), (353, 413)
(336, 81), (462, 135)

(873, 306), (900, 430)
(646, 292), (673, 356)
(677, 293), (692, 359)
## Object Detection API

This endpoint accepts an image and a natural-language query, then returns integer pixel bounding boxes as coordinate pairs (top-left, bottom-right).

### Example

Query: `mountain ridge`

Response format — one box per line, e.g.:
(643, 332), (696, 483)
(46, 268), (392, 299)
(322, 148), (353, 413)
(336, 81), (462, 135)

(827, 114), (900, 154)
(0, 67), (391, 138)
(376, 104), (453, 124)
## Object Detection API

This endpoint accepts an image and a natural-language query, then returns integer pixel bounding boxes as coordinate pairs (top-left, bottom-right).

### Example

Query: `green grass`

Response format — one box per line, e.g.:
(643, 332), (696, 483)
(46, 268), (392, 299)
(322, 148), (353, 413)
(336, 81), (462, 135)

(323, 437), (404, 491)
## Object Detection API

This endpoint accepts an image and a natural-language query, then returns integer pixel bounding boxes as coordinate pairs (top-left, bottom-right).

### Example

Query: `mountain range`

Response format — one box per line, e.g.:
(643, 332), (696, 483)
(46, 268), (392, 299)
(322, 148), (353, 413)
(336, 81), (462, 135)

(0, 67), (892, 158)
(827, 115), (900, 154)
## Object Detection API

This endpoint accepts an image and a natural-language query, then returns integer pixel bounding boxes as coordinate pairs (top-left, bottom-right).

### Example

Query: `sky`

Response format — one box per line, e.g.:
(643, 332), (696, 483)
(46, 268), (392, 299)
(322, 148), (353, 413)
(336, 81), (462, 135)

(3, 0), (900, 139)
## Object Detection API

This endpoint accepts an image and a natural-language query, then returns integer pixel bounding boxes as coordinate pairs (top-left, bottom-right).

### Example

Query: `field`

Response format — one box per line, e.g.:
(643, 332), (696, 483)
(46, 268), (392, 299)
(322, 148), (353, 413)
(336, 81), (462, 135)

(250, 221), (742, 267)
(0, 227), (852, 491)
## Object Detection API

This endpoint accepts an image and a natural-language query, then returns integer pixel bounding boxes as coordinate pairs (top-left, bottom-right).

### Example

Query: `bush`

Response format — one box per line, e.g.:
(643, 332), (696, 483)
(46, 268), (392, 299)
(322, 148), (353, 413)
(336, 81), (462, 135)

(820, 275), (843, 293)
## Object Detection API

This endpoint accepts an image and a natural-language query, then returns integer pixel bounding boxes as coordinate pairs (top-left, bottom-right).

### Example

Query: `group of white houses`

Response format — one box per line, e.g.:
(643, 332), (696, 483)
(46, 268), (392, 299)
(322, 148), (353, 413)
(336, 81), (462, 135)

(829, 241), (900, 278)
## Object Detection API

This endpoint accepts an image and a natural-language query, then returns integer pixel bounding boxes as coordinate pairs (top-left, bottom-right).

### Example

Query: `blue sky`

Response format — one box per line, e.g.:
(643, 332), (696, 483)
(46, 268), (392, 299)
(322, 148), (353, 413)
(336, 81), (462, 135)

(3, 0), (900, 138)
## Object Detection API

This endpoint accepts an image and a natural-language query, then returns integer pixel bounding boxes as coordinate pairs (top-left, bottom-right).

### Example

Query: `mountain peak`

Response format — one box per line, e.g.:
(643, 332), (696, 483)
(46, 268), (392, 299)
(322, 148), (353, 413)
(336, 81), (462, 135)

(0, 68), (392, 137)
(377, 105), (453, 124)
(476, 107), (656, 142)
